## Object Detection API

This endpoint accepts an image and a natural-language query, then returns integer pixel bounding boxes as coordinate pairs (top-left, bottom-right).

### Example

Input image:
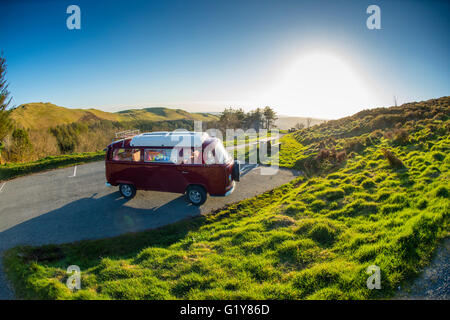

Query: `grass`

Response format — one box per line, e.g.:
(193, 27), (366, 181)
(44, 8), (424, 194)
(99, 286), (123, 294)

(3, 97), (449, 300)
(0, 151), (105, 181)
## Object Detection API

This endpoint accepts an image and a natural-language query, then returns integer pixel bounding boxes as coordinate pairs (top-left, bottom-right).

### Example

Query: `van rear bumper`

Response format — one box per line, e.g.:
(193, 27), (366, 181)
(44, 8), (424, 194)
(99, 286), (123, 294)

(211, 181), (235, 197)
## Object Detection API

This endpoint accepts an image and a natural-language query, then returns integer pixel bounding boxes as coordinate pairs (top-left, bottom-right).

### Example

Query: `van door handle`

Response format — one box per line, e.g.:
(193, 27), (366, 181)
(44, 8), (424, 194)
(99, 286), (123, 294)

(181, 171), (189, 174)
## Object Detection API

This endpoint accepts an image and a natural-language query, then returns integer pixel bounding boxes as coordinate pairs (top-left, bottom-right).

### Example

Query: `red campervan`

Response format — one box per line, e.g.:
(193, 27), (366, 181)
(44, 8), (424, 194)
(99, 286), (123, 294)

(105, 132), (240, 205)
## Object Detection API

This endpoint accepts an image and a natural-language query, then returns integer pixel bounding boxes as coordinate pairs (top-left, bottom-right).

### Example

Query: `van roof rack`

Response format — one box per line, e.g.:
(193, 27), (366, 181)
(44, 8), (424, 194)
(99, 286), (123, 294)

(130, 131), (210, 148)
(115, 129), (141, 140)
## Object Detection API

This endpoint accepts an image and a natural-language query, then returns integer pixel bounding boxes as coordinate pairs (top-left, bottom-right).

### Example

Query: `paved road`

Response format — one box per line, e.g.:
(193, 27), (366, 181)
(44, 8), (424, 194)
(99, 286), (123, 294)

(225, 136), (279, 151)
(395, 238), (449, 300)
(0, 161), (300, 299)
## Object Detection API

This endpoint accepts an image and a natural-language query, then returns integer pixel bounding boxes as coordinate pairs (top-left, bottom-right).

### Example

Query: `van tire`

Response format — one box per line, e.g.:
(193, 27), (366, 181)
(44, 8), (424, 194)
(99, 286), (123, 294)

(186, 185), (207, 206)
(119, 183), (136, 199)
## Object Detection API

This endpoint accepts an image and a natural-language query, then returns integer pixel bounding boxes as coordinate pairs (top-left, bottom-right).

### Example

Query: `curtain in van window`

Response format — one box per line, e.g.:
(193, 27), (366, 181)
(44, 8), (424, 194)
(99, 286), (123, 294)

(112, 148), (141, 162)
(144, 149), (178, 163)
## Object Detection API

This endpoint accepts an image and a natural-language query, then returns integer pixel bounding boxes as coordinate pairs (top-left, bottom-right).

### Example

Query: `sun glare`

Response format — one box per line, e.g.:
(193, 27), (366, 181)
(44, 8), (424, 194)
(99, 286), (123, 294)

(262, 52), (376, 119)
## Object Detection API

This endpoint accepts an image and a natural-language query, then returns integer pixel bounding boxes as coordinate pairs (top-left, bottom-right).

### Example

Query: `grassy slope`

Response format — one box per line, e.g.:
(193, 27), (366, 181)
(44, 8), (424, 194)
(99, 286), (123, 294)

(10, 103), (218, 130)
(10, 103), (122, 129)
(3, 98), (449, 300)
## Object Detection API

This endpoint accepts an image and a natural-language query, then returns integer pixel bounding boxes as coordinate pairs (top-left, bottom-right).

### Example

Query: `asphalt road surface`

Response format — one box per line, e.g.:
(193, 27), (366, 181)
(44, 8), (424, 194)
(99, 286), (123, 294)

(0, 161), (299, 299)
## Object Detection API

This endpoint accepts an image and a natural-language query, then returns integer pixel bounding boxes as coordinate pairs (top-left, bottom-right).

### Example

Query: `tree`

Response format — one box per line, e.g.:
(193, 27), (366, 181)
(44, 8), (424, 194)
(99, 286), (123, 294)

(8, 128), (33, 162)
(0, 54), (13, 162)
(263, 106), (278, 129)
(295, 122), (305, 130)
(219, 107), (246, 130)
(244, 108), (264, 131)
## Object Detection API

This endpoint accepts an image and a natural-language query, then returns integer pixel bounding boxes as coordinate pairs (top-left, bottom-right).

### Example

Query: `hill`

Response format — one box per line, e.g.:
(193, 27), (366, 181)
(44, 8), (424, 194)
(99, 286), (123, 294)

(9, 103), (218, 130)
(3, 96), (449, 300)
(275, 116), (326, 130)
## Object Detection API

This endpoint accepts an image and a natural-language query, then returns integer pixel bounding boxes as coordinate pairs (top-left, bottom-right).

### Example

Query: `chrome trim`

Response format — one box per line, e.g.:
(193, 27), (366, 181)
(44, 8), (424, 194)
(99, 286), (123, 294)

(224, 181), (236, 196)
(210, 181), (236, 197)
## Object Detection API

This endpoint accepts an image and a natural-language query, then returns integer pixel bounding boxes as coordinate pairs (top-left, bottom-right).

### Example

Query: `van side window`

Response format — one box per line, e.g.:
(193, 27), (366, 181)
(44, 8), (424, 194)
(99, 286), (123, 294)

(144, 149), (178, 163)
(112, 148), (141, 162)
(204, 149), (215, 165)
(181, 148), (202, 164)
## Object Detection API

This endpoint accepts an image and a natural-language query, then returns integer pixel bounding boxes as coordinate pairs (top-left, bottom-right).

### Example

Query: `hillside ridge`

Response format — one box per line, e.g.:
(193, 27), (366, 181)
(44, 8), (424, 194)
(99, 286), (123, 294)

(10, 102), (218, 129)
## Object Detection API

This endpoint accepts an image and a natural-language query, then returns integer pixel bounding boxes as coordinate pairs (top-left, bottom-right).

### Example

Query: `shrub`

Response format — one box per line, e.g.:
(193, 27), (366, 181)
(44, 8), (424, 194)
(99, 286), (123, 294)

(6, 128), (34, 162)
(381, 149), (405, 169)
(391, 129), (410, 145)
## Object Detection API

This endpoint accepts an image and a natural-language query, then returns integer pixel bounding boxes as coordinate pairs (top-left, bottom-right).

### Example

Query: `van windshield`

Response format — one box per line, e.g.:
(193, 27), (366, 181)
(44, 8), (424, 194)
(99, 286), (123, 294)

(215, 141), (231, 164)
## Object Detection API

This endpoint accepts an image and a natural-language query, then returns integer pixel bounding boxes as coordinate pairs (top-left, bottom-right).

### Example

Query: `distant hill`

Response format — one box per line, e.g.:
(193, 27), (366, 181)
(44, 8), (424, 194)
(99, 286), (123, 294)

(117, 107), (218, 123)
(10, 103), (218, 129)
(275, 116), (326, 130)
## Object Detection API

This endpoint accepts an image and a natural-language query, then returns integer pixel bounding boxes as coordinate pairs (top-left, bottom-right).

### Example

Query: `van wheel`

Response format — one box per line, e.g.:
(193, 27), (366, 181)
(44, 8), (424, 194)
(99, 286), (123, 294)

(119, 184), (136, 199)
(186, 185), (207, 206)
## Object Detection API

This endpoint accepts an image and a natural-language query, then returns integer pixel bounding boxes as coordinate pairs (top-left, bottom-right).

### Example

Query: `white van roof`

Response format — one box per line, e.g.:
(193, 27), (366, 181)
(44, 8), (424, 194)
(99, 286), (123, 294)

(130, 131), (210, 147)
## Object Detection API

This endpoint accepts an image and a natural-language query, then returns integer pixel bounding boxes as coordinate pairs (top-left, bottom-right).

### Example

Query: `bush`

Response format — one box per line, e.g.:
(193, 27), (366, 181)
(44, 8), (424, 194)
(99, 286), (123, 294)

(6, 129), (34, 162)
(391, 129), (410, 146)
(381, 149), (405, 169)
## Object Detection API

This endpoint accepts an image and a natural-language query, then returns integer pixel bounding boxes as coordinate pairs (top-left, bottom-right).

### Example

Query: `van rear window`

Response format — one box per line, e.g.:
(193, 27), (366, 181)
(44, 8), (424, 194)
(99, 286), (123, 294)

(112, 148), (141, 162)
(144, 149), (178, 163)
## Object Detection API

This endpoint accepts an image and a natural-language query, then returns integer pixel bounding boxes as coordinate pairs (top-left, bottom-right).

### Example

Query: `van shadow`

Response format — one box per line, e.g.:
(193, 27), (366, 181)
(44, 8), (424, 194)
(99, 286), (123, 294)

(0, 192), (201, 253)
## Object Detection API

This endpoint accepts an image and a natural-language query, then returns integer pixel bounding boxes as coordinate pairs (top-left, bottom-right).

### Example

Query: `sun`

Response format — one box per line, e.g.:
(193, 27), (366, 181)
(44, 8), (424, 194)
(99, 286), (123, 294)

(262, 52), (376, 119)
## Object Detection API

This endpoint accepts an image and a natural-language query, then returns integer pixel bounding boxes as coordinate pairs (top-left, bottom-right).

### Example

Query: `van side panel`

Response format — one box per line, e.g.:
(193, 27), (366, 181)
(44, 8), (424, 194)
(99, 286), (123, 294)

(105, 142), (234, 196)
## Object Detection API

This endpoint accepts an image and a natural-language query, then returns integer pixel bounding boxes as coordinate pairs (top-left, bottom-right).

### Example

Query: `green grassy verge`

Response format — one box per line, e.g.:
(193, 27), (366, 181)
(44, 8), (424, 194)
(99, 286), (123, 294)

(0, 151), (105, 181)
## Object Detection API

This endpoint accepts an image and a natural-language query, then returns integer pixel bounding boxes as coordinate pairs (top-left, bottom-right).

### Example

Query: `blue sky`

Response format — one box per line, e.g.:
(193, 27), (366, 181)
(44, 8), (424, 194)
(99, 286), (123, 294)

(1, 0), (449, 118)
